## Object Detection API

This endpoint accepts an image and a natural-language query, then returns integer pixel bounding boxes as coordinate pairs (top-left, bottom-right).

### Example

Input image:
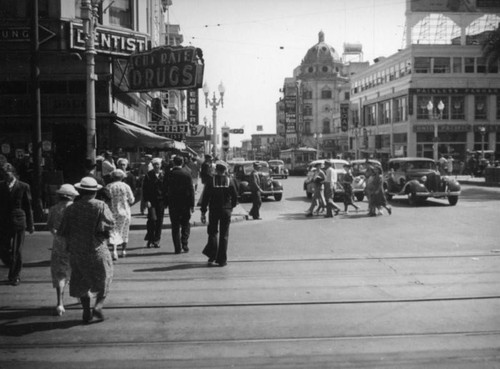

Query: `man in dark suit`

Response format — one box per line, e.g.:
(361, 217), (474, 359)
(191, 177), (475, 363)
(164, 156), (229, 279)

(167, 156), (194, 254)
(0, 163), (34, 286)
(142, 157), (167, 248)
(200, 163), (238, 267)
(248, 162), (263, 220)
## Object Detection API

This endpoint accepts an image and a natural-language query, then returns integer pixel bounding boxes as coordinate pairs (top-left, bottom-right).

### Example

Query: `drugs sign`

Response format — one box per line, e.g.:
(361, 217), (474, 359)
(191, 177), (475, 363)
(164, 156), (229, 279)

(129, 46), (204, 92)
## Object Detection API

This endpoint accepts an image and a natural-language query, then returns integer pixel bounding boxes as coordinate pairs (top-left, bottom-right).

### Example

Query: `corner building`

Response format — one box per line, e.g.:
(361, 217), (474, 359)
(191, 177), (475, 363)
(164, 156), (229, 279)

(348, 43), (500, 164)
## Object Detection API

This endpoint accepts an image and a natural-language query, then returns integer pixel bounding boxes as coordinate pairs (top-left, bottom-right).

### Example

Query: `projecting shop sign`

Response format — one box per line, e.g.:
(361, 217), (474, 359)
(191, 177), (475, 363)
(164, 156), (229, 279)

(128, 46), (204, 92)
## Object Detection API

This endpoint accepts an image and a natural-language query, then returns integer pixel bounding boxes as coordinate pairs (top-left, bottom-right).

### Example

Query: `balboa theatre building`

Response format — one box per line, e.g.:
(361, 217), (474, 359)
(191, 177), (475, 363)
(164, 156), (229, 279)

(348, 1), (500, 164)
(0, 0), (173, 184)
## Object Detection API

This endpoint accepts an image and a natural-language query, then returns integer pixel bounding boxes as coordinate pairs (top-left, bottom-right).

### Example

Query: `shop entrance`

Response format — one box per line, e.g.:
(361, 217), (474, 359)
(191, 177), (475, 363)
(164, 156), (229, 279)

(53, 123), (86, 184)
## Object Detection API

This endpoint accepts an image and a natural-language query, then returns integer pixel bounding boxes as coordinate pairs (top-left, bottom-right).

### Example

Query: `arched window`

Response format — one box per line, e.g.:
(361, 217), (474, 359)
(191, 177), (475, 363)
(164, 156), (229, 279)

(321, 87), (332, 99)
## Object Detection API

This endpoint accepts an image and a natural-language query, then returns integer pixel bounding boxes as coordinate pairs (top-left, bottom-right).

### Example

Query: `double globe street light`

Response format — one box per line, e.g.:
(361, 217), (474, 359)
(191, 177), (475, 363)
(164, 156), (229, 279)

(427, 99), (445, 161)
(202, 82), (225, 158)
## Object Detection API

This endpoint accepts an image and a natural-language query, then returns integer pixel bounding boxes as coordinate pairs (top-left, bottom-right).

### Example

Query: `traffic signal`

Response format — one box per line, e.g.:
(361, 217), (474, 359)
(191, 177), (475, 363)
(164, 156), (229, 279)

(221, 127), (230, 151)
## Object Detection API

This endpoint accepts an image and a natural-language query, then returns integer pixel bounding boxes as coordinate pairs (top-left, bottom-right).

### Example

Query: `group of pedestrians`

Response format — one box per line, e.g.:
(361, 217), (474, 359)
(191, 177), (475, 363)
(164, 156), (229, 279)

(1, 151), (240, 325)
(305, 159), (391, 218)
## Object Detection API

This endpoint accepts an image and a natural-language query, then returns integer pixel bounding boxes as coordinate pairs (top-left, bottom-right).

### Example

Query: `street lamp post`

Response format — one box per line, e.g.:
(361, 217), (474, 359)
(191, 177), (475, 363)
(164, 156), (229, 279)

(427, 100), (445, 161)
(203, 82), (225, 158)
(314, 132), (322, 159)
(479, 126), (486, 159)
(82, 0), (102, 162)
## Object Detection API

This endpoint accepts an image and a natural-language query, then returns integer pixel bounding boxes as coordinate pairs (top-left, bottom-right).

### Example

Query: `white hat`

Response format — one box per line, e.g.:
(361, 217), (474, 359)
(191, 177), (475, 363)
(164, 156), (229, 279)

(56, 184), (79, 198)
(74, 177), (103, 191)
(151, 157), (162, 165)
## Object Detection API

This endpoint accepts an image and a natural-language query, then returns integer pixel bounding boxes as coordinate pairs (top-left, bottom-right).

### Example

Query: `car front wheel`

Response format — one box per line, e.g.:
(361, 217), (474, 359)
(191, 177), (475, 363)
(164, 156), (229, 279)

(274, 193), (282, 201)
(355, 192), (364, 201)
(408, 191), (417, 206)
(448, 195), (458, 206)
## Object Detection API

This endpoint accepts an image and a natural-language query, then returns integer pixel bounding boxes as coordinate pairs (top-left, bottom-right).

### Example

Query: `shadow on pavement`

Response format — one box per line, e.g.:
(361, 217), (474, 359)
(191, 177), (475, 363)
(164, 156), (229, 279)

(133, 262), (209, 273)
(0, 319), (83, 337)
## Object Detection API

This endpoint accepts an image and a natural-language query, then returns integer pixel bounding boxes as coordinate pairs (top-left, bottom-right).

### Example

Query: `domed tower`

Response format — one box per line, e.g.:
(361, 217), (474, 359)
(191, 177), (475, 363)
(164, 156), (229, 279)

(296, 31), (348, 158)
(301, 31), (343, 77)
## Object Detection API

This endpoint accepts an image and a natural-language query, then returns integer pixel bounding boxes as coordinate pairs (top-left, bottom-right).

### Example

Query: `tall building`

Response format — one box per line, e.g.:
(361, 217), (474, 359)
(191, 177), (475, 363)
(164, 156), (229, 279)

(280, 31), (368, 158)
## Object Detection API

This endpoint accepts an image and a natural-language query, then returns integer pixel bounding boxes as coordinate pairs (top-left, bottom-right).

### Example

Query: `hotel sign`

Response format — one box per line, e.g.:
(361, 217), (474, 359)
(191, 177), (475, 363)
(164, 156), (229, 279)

(70, 22), (148, 56)
(128, 46), (204, 91)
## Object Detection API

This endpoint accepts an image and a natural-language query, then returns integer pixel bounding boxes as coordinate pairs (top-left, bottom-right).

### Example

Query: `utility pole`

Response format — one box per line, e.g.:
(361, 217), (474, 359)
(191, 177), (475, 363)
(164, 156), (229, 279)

(31, 0), (44, 221)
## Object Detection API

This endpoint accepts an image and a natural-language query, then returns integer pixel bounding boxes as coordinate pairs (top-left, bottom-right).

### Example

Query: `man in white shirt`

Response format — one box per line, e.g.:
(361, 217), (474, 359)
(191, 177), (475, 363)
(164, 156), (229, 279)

(323, 160), (341, 218)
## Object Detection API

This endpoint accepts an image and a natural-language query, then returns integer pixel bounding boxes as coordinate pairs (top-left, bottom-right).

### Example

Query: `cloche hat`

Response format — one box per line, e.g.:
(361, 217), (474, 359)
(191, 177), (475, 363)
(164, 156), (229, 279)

(56, 184), (79, 198)
(74, 176), (103, 191)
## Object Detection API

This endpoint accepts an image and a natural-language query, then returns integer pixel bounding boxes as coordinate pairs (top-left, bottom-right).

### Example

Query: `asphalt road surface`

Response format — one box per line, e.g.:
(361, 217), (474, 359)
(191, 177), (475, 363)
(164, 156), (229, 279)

(1, 177), (499, 368)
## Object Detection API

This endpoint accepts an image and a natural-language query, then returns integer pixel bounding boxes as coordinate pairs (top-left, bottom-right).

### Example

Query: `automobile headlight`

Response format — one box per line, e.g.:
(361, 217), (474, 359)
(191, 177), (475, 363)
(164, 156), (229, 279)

(420, 176), (427, 183)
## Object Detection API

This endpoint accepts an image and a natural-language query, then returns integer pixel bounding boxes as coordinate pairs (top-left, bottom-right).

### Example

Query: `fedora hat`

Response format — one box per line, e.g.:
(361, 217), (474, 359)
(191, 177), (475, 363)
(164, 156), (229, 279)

(74, 177), (103, 191)
(56, 184), (79, 198)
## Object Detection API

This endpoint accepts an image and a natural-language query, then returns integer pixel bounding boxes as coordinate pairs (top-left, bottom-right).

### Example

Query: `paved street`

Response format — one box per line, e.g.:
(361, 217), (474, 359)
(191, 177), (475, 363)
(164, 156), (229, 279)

(1, 177), (500, 368)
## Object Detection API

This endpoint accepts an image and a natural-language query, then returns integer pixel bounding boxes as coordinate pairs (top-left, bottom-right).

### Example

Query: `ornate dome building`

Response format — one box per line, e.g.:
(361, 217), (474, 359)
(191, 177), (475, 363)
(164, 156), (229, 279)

(296, 31), (350, 157)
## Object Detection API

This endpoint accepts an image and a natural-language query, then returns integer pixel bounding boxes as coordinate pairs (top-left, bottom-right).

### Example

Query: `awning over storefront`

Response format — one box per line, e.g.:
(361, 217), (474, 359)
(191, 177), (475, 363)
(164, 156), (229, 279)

(111, 119), (186, 150)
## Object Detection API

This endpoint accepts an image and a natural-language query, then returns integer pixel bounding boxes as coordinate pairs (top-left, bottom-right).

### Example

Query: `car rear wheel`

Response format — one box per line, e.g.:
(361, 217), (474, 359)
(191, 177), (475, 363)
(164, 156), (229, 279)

(355, 192), (364, 202)
(448, 195), (458, 206)
(274, 193), (282, 201)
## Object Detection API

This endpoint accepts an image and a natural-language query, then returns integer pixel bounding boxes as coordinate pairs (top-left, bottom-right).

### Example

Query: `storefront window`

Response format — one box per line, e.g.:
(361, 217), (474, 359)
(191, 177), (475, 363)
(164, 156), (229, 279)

(417, 96), (432, 120)
(474, 95), (487, 120)
(451, 96), (465, 120)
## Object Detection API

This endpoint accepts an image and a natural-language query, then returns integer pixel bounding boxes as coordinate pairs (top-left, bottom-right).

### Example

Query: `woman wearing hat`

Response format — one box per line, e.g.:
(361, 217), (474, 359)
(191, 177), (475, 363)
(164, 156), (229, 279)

(104, 169), (135, 260)
(47, 184), (79, 316)
(59, 177), (115, 323)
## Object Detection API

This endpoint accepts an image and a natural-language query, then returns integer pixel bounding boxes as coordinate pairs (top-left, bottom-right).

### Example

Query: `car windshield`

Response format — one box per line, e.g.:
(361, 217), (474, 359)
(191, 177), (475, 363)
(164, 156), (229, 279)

(269, 160), (283, 166)
(403, 161), (436, 170)
(332, 162), (345, 170)
(243, 163), (269, 175)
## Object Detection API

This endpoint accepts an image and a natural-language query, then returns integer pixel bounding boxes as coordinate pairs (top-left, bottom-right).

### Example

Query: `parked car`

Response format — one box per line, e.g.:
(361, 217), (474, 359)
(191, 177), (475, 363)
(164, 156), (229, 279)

(349, 159), (382, 201)
(268, 159), (289, 179)
(384, 157), (461, 206)
(303, 159), (348, 200)
(232, 161), (283, 201)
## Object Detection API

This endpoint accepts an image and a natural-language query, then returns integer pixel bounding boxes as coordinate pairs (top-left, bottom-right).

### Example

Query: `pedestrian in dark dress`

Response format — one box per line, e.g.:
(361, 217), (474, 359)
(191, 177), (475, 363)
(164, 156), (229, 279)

(0, 163), (34, 286)
(142, 157), (167, 248)
(59, 177), (114, 323)
(248, 162), (263, 220)
(167, 156), (195, 254)
(341, 164), (360, 212)
(200, 163), (238, 267)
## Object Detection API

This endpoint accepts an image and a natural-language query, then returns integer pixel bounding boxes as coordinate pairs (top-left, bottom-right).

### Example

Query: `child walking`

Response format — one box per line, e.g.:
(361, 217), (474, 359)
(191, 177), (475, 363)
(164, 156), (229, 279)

(47, 184), (79, 316)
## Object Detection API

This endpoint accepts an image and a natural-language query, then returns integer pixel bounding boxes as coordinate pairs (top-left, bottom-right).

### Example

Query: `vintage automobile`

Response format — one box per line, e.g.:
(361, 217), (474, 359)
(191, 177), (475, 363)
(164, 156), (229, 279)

(303, 159), (349, 200)
(232, 161), (283, 201)
(384, 157), (461, 206)
(349, 159), (382, 201)
(268, 159), (289, 179)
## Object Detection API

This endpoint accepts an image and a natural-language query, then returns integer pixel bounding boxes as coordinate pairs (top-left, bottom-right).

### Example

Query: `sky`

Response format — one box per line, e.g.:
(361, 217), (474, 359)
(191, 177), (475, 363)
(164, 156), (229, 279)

(168, 0), (407, 145)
